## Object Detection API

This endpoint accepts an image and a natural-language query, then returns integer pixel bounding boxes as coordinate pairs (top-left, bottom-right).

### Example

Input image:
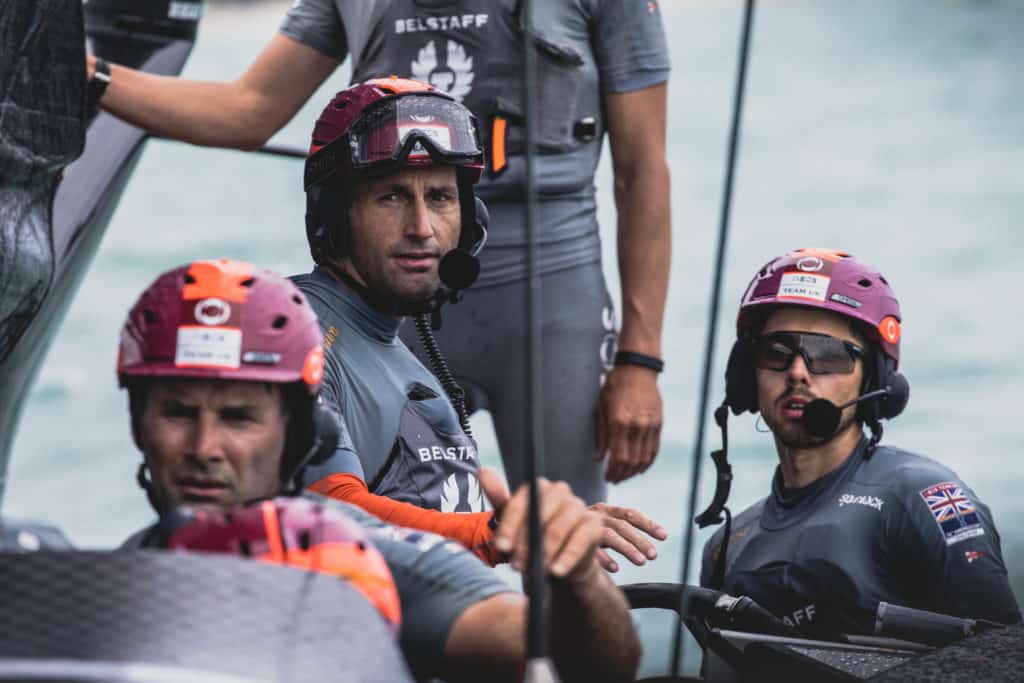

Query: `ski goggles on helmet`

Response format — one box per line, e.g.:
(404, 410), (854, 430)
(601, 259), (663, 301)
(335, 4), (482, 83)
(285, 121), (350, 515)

(752, 332), (864, 375)
(305, 92), (482, 190)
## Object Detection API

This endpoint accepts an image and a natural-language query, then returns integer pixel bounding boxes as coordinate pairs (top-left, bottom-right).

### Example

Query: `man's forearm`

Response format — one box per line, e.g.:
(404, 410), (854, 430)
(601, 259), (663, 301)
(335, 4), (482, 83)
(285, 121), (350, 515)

(615, 158), (671, 357)
(100, 66), (274, 148)
(549, 561), (641, 682)
(90, 34), (337, 149)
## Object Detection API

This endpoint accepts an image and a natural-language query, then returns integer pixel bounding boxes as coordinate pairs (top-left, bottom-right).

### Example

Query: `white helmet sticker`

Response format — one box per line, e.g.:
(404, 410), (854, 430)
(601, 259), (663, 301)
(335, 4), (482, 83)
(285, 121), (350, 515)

(777, 272), (830, 302)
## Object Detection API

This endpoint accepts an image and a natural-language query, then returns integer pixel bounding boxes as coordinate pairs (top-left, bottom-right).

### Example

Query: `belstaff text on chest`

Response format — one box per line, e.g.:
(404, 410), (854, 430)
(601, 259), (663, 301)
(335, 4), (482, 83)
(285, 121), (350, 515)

(395, 14), (490, 34)
(418, 446), (478, 462)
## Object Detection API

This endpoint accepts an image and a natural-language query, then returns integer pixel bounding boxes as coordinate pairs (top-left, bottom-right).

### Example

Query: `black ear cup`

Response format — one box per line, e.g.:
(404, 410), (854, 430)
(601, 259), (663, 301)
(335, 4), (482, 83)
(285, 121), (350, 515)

(281, 395), (340, 489)
(305, 185), (349, 264)
(724, 340), (759, 415)
(309, 403), (341, 466)
(857, 350), (909, 423)
(440, 192), (486, 293)
(305, 186), (326, 263)
(880, 371), (910, 420)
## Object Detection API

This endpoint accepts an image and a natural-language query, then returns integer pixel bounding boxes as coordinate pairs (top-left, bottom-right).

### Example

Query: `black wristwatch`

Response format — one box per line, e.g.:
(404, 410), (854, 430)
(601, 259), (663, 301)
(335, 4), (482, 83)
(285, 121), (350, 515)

(613, 351), (665, 373)
(87, 57), (111, 108)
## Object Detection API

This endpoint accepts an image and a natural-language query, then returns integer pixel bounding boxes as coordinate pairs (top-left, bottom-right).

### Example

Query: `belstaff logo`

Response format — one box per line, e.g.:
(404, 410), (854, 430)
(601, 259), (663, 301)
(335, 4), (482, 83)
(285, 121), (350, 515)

(797, 256), (824, 272)
(440, 472), (485, 513)
(411, 39), (475, 102)
(194, 298), (231, 326)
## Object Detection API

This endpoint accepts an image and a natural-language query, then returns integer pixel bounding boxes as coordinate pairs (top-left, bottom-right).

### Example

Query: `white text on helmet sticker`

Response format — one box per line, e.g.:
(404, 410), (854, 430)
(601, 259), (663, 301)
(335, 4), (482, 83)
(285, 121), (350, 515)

(778, 272), (830, 302)
(175, 327), (241, 369)
(400, 124), (453, 158)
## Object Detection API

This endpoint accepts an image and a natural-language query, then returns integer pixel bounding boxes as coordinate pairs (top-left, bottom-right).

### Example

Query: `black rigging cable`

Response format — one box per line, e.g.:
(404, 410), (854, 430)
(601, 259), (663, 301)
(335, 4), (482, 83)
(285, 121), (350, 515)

(670, 0), (756, 677)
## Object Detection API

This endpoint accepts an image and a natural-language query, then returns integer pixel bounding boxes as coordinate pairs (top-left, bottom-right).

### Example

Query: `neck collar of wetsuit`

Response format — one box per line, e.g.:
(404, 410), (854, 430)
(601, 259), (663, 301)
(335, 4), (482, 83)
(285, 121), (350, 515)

(313, 266), (403, 343)
(761, 436), (869, 530)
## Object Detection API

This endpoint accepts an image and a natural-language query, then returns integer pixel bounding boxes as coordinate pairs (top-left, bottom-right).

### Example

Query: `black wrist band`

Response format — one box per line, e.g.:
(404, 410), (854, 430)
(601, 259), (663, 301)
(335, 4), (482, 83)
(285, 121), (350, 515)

(87, 58), (111, 108)
(614, 351), (665, 373)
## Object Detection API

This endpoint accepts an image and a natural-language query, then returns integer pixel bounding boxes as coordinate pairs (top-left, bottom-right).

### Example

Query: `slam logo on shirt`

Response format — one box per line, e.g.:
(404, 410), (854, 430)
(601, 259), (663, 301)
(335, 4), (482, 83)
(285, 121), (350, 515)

(411, 39), (475, 102)
(919, 481), (985, 546)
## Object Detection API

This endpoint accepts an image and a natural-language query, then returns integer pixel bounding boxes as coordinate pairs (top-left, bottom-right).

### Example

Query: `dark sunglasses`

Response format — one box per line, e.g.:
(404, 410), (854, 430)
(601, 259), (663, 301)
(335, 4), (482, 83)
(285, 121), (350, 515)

(752, 331), (864, 375)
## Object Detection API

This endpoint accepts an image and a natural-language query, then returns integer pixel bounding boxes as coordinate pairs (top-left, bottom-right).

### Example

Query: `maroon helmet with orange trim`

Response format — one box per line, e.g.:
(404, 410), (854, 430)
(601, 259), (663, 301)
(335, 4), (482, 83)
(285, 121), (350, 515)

(118, 259), (323, 390)
(737, 248), (902, 365)
(118, 260), (334, 494)
(166, 497), (401, 636)
(724, 248), (908, 424)
(303, 77), (487, 267)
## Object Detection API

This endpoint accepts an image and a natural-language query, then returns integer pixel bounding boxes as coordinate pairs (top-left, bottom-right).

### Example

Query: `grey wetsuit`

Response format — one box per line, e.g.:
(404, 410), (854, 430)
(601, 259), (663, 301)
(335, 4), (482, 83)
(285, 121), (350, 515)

(280, 0), (670, 503)
(125, 493), (512, 679)
(700, 439), (1020, 627)
(294, 268), (486, 514)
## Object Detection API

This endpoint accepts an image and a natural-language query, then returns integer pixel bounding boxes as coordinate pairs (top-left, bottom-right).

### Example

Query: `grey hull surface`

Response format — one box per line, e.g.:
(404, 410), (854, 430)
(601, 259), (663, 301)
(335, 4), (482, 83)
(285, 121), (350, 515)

(0, 1), (200, 495)
(0, 551), (412, 682)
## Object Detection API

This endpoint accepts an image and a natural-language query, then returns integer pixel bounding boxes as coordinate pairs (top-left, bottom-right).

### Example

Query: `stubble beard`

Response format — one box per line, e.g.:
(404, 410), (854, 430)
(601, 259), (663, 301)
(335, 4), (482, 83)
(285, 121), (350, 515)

(765, 407), (861, 449)
(347, 249), (440, 314)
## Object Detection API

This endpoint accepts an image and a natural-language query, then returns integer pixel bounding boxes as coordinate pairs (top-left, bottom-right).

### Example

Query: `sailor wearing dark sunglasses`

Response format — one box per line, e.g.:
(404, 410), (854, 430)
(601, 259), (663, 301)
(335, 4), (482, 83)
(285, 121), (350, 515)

(699, 249), (1019, 631)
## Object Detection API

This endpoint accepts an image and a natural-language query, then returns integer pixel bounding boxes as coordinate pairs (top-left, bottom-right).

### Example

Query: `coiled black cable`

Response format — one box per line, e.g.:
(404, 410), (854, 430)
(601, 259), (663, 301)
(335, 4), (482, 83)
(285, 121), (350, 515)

(414, 313), (473, 438)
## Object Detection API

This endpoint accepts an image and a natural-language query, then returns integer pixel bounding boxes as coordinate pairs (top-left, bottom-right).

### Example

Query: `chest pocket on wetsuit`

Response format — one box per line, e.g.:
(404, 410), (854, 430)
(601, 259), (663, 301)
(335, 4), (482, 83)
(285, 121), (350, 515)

(368, 381), (484, 513)
(353, 0), (587, 175)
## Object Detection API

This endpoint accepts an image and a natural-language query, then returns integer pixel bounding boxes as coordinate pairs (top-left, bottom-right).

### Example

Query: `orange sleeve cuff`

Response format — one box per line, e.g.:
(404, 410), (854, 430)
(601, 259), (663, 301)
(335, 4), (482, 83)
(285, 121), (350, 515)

(307, 472), (501, 566)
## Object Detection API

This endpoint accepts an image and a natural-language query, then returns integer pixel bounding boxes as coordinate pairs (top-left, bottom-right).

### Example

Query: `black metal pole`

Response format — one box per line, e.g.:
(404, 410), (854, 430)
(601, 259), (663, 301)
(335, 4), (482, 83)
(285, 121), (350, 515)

(670, 0), (756, 676)
(520, 1), (554, 680)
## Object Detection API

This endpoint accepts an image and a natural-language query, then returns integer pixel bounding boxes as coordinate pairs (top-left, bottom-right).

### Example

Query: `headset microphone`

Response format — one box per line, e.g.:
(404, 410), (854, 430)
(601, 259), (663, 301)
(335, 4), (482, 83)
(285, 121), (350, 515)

(438, 248), (480, 291)
(802, 373), (910, 438)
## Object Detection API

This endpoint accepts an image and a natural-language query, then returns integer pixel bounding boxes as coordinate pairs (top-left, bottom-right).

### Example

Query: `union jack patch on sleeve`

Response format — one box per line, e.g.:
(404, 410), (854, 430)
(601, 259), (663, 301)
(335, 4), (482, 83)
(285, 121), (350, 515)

(919, 482), (985, 546)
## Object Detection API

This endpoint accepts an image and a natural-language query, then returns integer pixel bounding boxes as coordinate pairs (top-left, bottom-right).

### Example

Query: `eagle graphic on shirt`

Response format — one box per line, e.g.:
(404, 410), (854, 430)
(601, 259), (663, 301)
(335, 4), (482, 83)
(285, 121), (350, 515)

(411, 39), (474, 102)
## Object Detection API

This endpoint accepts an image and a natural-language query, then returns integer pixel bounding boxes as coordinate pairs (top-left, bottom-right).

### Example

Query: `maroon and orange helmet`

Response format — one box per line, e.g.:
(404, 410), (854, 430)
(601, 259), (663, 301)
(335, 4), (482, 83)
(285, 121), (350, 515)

(118, 259), (323, 390)
(166, 497), (402, 635)
(303, 77), (487, 265)
(737, 248), (902, 365)
(724, 248), (908, 422)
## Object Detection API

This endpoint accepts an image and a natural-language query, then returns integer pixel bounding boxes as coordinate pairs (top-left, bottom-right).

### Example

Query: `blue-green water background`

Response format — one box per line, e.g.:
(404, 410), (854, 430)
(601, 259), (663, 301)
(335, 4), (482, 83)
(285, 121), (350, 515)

(6, 0), (1024, 676)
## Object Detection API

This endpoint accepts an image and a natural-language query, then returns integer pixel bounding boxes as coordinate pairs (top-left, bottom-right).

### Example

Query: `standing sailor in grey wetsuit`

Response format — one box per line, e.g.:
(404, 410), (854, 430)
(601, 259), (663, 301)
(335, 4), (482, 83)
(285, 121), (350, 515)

(117, 258), (641, 682)
(86, 0), (672, 502)
(295, 78), (666, 572)
(699, 249), (1020, 629)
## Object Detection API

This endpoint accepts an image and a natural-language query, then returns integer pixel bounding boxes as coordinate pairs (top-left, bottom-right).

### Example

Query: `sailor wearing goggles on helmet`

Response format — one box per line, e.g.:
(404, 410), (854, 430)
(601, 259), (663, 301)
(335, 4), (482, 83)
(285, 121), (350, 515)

(296, 79), (666, 575)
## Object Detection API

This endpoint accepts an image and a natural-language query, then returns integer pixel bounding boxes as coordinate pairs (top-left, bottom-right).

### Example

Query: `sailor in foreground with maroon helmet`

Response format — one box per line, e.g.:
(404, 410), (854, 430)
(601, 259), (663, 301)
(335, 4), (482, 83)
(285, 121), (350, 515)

(700, 248), (1019, 628)
(294, 77), (665, 572)
(118, 258), (641, 681)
